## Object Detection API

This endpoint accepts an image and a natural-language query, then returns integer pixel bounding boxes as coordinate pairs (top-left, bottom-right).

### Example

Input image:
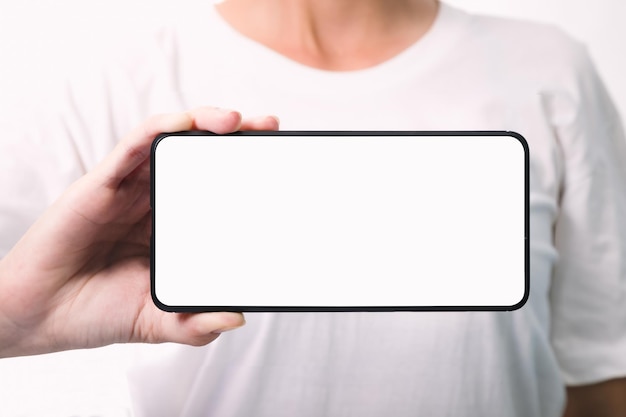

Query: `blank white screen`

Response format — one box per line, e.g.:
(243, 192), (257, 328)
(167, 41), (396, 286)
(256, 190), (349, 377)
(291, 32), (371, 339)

(153, 133), (526, 310)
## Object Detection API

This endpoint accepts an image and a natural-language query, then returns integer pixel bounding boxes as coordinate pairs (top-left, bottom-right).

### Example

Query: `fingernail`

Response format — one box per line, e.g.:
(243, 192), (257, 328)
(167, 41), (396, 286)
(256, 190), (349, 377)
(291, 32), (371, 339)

(217, 107), (237, 115)
(213, 314), (246, 333)
(213, 324), (245, 334)
(213, 321), (246, 334)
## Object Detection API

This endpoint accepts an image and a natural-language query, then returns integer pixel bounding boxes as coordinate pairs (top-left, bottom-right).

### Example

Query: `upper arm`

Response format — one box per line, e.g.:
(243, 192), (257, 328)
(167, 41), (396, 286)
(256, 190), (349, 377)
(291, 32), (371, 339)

(564, 378), (626, 417)
(548, 46), (626, 385)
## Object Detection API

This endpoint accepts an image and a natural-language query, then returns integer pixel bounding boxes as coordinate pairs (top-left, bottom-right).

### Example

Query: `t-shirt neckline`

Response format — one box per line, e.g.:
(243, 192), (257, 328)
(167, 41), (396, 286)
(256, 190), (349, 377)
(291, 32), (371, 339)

(205, 2), (472, 93)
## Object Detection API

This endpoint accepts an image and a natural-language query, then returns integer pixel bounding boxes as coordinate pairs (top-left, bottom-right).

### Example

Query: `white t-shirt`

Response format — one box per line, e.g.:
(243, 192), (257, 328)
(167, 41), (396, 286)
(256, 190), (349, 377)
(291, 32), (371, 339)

(1, 2), (625, 417)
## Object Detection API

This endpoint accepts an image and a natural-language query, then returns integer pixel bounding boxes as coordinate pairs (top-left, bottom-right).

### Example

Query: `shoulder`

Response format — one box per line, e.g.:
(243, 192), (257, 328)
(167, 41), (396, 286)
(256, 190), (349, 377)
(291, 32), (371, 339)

(469, 10), (586, 60)
(452, 7), (592, 86)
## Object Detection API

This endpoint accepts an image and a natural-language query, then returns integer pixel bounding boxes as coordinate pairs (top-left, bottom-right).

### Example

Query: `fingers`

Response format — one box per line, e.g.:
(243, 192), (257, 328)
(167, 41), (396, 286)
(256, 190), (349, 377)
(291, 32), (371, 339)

(95, 108), (280, 189)
(96, 107), (243, 188)
(240, 115), (280, 131)
(189, 107), (244, 134)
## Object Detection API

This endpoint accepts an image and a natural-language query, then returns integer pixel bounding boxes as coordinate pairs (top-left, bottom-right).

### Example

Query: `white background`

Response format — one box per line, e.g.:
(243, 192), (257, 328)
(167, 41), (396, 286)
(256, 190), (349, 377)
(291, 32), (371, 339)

(0, 1), (624, 416)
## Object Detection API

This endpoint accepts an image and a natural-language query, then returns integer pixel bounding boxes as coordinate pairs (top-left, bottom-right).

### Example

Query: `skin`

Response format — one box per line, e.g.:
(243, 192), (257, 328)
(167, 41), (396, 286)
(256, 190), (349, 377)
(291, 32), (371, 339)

(0, 107), (278, 358)
(217, 1), (626, 415)
(216, 0), (439, 71)
(563, 379), (626, 417)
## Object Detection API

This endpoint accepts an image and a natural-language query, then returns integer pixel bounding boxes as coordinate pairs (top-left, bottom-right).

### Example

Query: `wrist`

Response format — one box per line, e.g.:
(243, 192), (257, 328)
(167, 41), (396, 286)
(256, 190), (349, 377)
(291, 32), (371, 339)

(0, 256), (46, 358)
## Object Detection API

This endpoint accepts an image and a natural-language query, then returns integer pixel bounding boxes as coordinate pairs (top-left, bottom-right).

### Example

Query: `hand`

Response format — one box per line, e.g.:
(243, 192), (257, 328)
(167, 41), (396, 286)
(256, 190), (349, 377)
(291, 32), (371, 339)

(0, 107), (279, 358)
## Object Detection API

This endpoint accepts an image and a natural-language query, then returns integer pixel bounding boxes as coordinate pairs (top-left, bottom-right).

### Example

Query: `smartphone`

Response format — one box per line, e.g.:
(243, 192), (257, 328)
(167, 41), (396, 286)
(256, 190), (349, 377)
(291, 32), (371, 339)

(151, 131), (528, 312)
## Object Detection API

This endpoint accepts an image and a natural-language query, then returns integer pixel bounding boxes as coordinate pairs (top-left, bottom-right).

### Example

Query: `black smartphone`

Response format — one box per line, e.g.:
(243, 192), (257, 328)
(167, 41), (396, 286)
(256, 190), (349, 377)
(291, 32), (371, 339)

(151, 131), (528, 312)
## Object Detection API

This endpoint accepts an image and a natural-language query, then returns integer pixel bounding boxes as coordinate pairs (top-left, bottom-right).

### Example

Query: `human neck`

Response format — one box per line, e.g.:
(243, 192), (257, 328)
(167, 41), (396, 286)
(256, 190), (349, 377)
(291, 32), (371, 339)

(216, 0), (439, 71)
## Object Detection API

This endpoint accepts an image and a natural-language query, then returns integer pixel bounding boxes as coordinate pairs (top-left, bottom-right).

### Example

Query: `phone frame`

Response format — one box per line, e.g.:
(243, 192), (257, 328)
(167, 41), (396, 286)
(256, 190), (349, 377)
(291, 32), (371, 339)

(150, 130), (529, 312)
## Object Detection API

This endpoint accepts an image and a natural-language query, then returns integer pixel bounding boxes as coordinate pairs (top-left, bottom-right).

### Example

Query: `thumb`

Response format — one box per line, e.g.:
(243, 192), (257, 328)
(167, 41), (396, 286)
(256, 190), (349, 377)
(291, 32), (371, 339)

(135, 310), (246, 345)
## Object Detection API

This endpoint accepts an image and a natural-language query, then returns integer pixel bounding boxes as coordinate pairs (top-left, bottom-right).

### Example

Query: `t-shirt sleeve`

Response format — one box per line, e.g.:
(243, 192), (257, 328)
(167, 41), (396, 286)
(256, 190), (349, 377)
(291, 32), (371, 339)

(0, 58), (140, 257)
(548, 46), (626, 385)
(0, 87), (90, 259)
(0, 21), (115, 257)
(0, 26), (178, 259)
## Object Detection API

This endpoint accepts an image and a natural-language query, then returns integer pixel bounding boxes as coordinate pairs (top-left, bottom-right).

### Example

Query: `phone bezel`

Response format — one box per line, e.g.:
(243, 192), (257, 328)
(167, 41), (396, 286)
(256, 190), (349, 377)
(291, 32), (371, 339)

(150, 130), (529, 312)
